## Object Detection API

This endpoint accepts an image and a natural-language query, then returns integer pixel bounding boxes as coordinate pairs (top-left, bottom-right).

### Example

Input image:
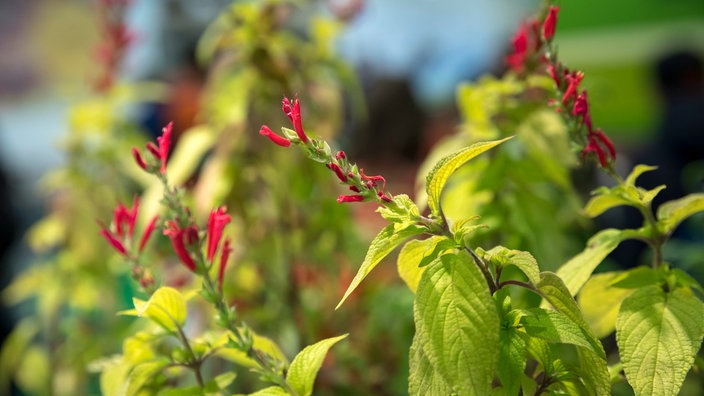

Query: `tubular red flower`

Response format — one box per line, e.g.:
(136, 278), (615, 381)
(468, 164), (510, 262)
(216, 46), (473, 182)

(582, 136), (608, 168)
(99, 228), (127, 256)
(337, 194), (365, 203)
(328, 163), (348, 183)
(164, 221), (198, 272)
(218, 238), (232, 292)
(138, 215), (159, 253)
(157, 122), (172, 173)
(562, 71), (584, 105)
(282, 97), (308, 143)
(594, 128), (616, 159)
(542, 5), (559, 42)
(547, 64), (561, 87)
(206, 206), (231, 261)
(335, 151), (347, 160)
(132, 148), (148, 171)
(259, 125), (291, 147)
(349, 185), (361, 193)
(113, 197), (139, 238)
(360, 169), (387, 190)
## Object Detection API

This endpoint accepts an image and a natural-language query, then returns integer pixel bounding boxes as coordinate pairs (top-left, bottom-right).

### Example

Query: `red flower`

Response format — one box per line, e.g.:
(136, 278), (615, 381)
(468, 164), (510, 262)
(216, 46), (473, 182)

(337, 194), (365, 203)
(282, 97), (308, 143)
(218, 238), (232, 292)
(562, 71), (584, 105)
(542, 5), (559, 42)
(506, 23), (529, 73)
(327, 162), (348, 183)
(138, 215), (159, 253)
(259, 125), (291, 147)
(335, 151), (347, 160)
(164, 221), (199, 272)
(206, 206), (231, 262)
(132, 148), (148, 171)
(594, 128), (616, 158)
(99, 228), (127, 256)
(157, 122), (172, 173)
(113, 197), (139, 238)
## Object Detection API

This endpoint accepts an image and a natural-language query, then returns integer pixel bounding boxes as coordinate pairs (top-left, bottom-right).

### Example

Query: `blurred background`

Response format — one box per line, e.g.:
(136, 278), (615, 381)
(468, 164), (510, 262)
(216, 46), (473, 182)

(0, 0), (703, 394)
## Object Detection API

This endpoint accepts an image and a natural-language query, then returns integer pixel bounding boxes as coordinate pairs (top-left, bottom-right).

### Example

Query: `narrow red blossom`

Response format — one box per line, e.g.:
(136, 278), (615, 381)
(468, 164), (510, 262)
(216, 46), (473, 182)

(132, 148), (148, 171)
(337, 194), (365, 203)
(218, 238), (232, 292)
(328, 163), (348, 182)
(335, 151), (347, 161)
(547, 64), (561, 87)
(259, 125), (291, 147)
(282, 97), (308, 143)
(542, 5), (559, 42)
(378, 191), (393, 202)
(506, 23), (529, 73)
(146, 142), (161, 158)
(157, 122), (172, 173)
(360, 169), (387, 190)
(164, 221), (199, 272)
(138, 215), (159, 253)
(99, 228), (128, 256)
(113, 197), (139, 237)
(594, 128), (616, 158)
(206, 206), (231, 261)
(349, 185), (361, 193)
(562, 71), (584, 105)
(582, 136), (608, 168)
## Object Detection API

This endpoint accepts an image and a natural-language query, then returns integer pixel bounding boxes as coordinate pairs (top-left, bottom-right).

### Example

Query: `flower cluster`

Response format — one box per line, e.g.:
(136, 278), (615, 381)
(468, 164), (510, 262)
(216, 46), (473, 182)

(94, 0), (134, 92)
(260, 97), (393, 204)
(509, 4), (616, 170)
(102, 122), (234, 292)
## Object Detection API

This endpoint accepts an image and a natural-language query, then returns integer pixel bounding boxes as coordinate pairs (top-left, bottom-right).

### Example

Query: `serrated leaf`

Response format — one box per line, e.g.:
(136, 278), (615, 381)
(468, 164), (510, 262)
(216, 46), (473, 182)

(425, 137), (512, 215)
(336, 224), (426, 309)
(244, 386), (289, 396)
(537, 273), (605, 359)
(286, 334), (348, 396)
(556, 229), (635, 296)
(397, 236), (450, 293)
(575, 348), (611, 396)
(498, 324), (526, 396)
(657, 193), (704, 235)
(482, 247), (540, 285)
(616, 286), (704, 396)
(584, 194), (632, 218)
(409, 253), (500, 395)
(122, 287), (187, 332)
(522, 309), (597, 351)
(579, 272), (634, 338)
(378, 194), (421, 225)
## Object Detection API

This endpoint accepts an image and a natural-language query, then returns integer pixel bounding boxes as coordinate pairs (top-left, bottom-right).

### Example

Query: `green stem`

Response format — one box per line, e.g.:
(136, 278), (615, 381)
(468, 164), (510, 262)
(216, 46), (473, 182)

(173, 321), (205, 388)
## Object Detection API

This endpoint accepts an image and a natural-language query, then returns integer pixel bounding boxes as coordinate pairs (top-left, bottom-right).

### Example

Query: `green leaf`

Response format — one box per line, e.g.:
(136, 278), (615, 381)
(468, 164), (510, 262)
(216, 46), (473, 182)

(336, 224), (426, 309)
(126, 361), (167, 396)
(286, 334), (348, 396)
(584, 193), (632, 218)
(556, 229), (636, 296)
(451, 216), (488, 245)
(121, 287), (187, 332)
(498, 322), (526, 396)
(625, 164), (658, 186)
(522, 309), (598, 351)
(204, 372), (237, 393)
(244, 386), (289, 396)
(481, 246), (540, 286)
(616, 286), (704, 396)
(217, 329), (289, 369)
(378, 194), (421, 225)
(575, 348), (611, 396)
(99, 358), (130, 396)
(409, 253), (500, 395)
(537, 272), (606, 359)
(397, 236), (450, 293)
(657, 193), (704, 235)
(425, 137), (512, 216)
(610, 266), (661, 289)
(578, 272), (634, 339)
(166, 125), (216, 185)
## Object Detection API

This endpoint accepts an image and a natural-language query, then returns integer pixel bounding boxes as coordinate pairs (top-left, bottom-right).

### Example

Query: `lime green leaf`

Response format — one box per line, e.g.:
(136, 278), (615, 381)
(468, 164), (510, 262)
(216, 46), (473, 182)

(126, 361), (167, 396)
(575, 348), (611, 396)
(556, 229), (637, 296)
(537, 273), (605, 359)
(99, 358), (130, 396)
(378, 194), (421, 225)
(336, 224), (426, 309)
(657, 193), (704, 235)
(286, 334), (348, 396)
(158, 386), (204, 396)
(425, 137), (512, 215)
(498, 323), (526, 396)
(122, 287), (187, 332)
(579, 272), (634, 339)
(204, 372), (237, 393)
(522, 309), (598, 351)
(397, 236), (450, 293)
(616, 286), (704, 396)
(610, 267), (661, 289)
(0, 319), (38, 390)
(626, 164), (658, 186)
(451, 216), (489, 245)
(244, 386), (289, 396)
(217, 329), (289, 369)
(481, 246), (540, 286)
(524, 336), (553, 374)
(584, 193), (632, 218)
(409, 253), (500, 395)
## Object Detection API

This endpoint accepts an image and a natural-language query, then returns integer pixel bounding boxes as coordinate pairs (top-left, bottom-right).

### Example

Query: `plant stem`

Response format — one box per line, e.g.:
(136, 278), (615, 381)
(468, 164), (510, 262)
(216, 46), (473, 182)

(173, 319), (205, 388)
